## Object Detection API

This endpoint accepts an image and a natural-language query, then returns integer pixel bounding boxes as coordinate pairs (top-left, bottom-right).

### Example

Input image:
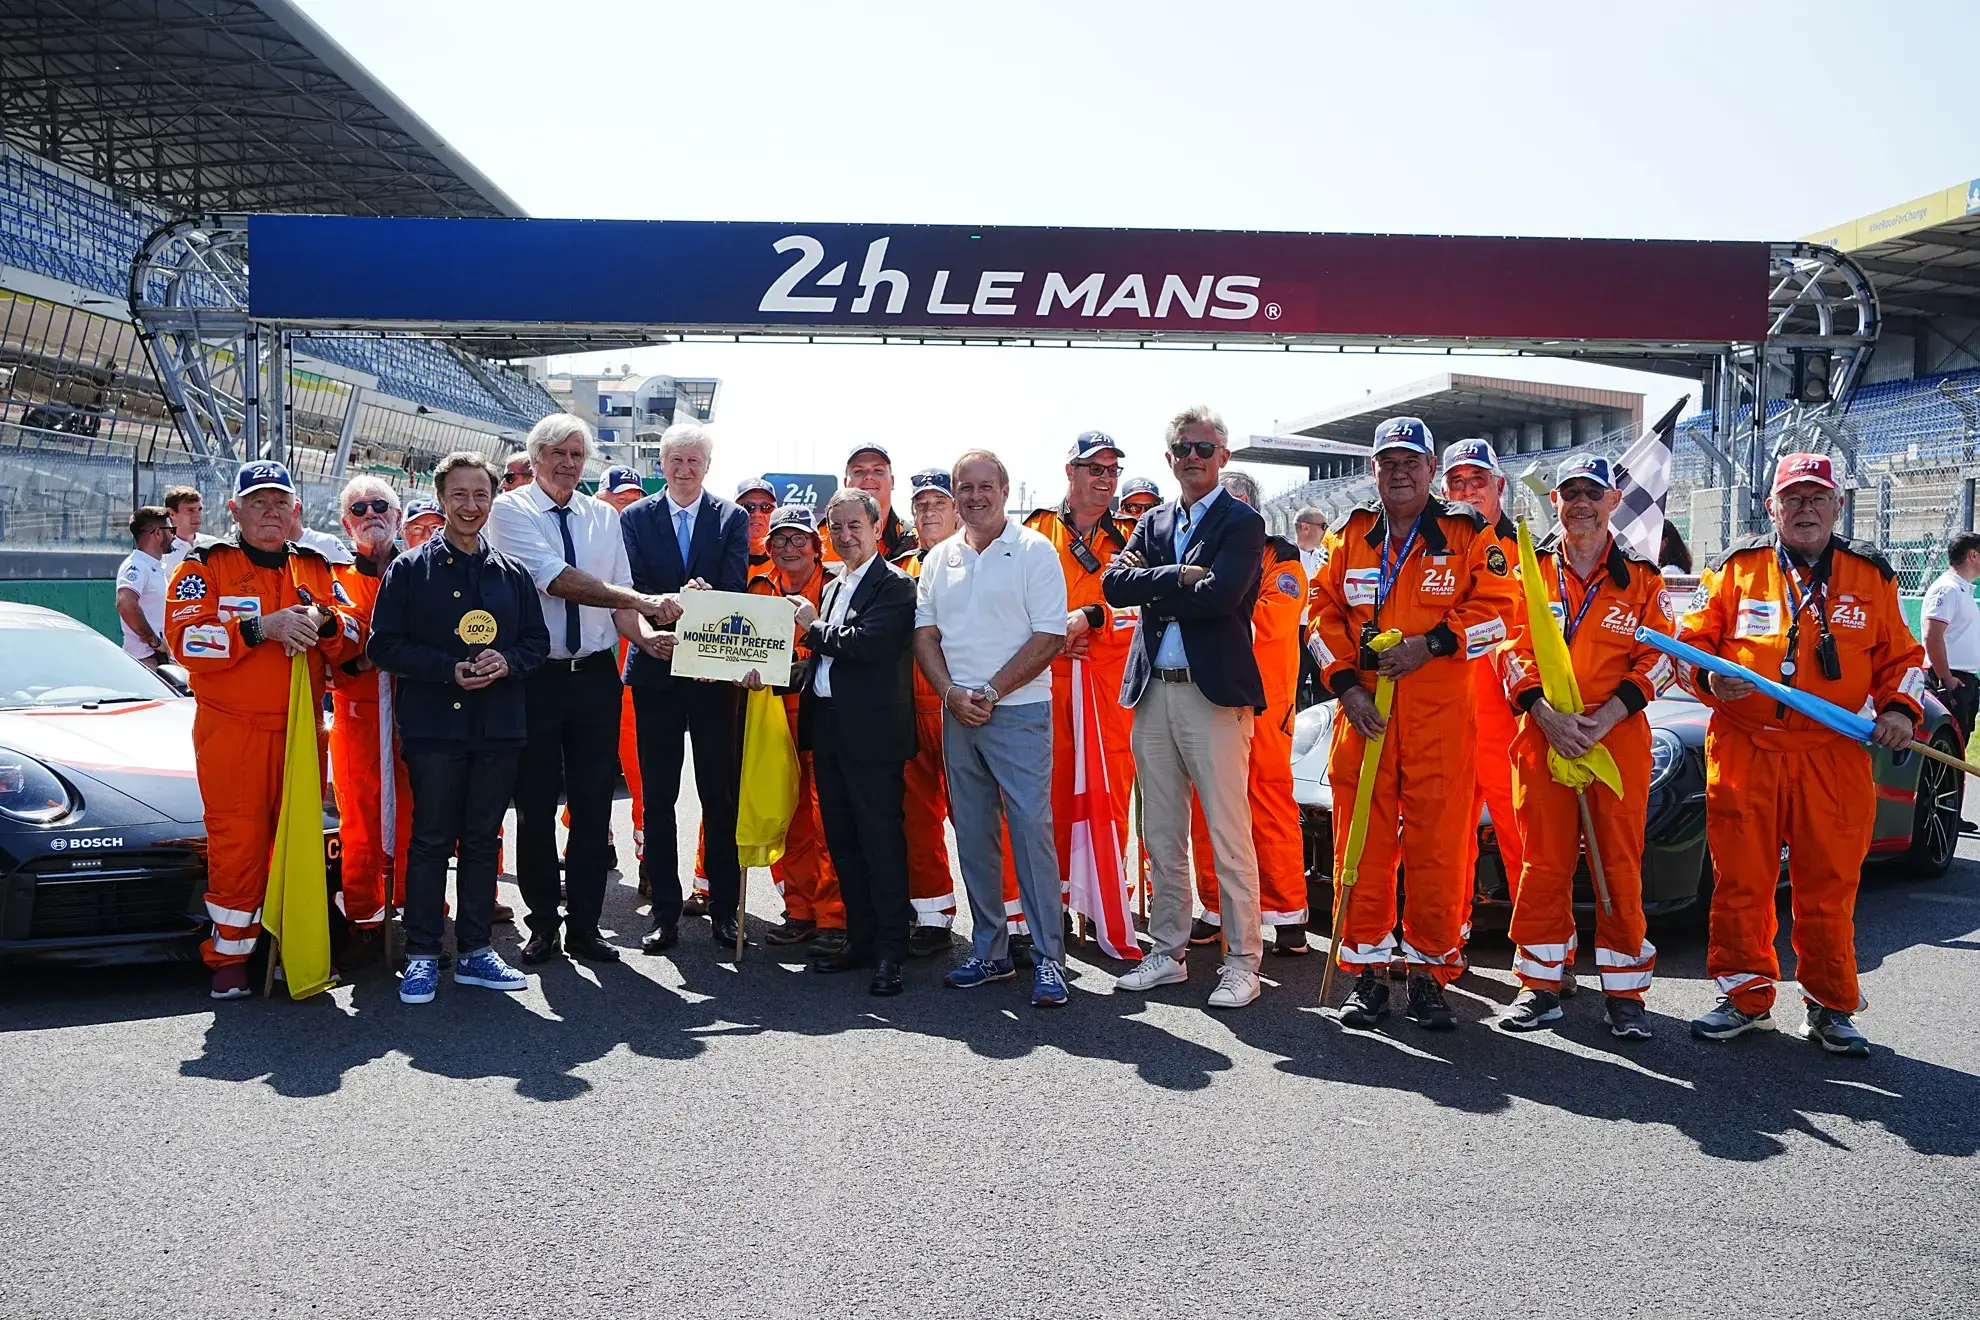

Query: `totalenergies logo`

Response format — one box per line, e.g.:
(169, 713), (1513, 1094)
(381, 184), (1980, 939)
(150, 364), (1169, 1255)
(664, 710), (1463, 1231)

(758, 235), (1268, 322)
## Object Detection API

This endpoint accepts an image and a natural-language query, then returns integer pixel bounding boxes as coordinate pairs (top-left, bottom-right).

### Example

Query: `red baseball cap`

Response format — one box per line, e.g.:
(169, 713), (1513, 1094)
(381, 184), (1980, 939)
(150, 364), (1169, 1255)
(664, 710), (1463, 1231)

(1771, 452), (1837, 494)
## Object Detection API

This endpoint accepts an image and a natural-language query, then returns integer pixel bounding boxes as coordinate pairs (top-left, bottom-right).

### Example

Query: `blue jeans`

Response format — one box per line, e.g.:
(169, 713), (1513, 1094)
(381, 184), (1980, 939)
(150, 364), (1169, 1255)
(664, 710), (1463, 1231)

(942, 702), (1063, 965)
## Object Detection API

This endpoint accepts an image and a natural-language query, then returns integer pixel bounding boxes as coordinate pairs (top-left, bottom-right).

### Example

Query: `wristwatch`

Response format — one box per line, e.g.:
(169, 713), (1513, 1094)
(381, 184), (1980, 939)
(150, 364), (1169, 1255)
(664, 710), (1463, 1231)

(980, 684), (1001, 707)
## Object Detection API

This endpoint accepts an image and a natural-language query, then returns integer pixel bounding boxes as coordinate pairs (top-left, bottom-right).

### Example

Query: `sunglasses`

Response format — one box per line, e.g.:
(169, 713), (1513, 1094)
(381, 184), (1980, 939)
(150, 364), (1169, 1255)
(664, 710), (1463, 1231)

(1169, 442), (1219, 460)
(348, 499), (393, 516)
(1555, 484), (1608, 503)
(1074, 462), (1121, 477)
(741, 500), (776, 515)
(501, 472), (527, 486)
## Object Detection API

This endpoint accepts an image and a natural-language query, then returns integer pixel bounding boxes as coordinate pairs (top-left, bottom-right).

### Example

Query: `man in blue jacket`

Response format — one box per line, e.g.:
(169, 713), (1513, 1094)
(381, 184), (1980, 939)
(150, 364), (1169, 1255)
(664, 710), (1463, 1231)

(370, 452), (550, 1005)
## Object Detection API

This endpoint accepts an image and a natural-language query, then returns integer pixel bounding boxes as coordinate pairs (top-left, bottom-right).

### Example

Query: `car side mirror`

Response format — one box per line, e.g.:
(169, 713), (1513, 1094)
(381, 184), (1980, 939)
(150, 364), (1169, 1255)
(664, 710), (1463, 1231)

(158, 663), (191, 694)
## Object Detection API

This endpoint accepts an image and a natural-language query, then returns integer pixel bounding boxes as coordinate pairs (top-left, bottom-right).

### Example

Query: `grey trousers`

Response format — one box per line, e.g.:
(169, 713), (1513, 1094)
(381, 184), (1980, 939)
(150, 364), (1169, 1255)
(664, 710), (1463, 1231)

(942, 701), (1065, 966)
(1133, 677), (1262, 972)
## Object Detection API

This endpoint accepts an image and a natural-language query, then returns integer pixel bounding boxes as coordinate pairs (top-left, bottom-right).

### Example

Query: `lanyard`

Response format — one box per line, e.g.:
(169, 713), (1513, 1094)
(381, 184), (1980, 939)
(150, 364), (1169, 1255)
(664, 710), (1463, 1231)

(1554, 539), (1609, 644)
(1375, 520), (1420, 620)
(1776, 544), (1827, 626)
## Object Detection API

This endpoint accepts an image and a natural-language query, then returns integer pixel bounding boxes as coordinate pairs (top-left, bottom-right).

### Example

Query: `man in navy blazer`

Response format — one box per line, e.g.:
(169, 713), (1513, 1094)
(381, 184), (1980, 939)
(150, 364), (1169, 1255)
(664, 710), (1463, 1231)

(616, 422), (754, 955)
(1101, 405), (1268, 1010)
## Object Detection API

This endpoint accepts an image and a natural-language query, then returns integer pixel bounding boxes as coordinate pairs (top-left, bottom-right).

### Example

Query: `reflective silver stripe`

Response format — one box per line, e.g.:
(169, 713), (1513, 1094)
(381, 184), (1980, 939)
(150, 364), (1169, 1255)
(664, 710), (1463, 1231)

(1513, 953), (1565, 982)
(378, 678), (397, 861)
(1401, 937), (1463, 966)
(212, 934), (258, 955)
(1261, 906), (1310, 925)
(913, 914), (955, 929)
(1336, 936), (1395, 965)
(1600, 968), (1655, 991)
(1519, 941), (1573, 962)
(205, 900), (260, 926)
(1594, 938), (1656, 968)
(909, 894), (955, 916)
(1715, 972), (1768, 994)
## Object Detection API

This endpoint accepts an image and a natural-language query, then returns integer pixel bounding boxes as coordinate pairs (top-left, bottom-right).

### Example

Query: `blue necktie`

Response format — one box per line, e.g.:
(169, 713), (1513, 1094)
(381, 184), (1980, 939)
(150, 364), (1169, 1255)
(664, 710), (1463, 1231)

(675, 507), (693, 568)
(549, 504), (581, 656)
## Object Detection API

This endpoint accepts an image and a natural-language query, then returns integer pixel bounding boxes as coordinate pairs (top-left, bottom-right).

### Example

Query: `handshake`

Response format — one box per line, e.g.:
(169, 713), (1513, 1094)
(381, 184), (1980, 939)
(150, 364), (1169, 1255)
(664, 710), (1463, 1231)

(626, 578), (706, 662)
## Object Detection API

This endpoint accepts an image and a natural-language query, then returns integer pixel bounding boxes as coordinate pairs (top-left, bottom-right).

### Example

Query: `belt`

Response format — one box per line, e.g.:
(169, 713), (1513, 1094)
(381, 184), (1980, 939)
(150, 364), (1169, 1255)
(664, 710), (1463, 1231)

(1153, 666), (1194, 684)
(541, 650), (615, 673)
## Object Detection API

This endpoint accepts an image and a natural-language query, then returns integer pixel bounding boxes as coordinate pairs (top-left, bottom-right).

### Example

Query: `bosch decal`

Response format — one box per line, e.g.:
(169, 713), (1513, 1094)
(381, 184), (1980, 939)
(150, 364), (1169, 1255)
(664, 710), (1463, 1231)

(50, 835), (125, 851)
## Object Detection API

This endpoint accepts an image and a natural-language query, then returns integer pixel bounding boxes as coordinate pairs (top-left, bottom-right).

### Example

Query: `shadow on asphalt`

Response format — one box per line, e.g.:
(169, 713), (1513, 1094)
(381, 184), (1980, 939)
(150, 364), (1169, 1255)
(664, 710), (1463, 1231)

(6, 859), (1978, 1164)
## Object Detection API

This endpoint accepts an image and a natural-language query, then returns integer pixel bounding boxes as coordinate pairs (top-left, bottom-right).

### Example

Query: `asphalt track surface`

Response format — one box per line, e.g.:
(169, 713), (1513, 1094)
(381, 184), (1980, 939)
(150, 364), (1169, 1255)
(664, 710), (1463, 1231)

(5, 787), (1980, 1319)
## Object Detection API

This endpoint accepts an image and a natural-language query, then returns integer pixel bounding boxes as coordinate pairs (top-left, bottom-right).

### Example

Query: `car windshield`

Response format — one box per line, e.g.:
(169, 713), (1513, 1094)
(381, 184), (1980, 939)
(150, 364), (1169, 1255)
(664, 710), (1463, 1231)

(0, 618), (180, 708)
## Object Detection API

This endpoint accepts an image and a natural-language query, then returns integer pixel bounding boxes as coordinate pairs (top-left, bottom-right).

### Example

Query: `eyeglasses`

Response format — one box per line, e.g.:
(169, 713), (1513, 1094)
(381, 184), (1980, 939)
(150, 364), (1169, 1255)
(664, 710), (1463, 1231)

(347, 499), (393, 516)
(1776, 491), (1836, 512)
(1169, 442), (1220, 460)
(1555, 485), (1608, 504)
(500, 472), (527, 487)
(1074, 462), (1121, 477)
(767, 532), (813, 550)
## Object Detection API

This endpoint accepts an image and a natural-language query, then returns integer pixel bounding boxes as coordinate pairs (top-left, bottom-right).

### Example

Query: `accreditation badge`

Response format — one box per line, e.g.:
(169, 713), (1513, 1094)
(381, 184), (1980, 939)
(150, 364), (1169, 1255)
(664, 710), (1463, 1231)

(456, 609), (499, 646)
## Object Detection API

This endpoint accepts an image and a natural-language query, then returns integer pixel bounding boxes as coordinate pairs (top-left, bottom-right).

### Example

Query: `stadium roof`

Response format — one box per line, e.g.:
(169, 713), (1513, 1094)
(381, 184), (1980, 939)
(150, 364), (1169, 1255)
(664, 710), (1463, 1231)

(1804, 177), (1980, 320)
(1259, 371), (1644, 451)
(0, 0), (522, 219)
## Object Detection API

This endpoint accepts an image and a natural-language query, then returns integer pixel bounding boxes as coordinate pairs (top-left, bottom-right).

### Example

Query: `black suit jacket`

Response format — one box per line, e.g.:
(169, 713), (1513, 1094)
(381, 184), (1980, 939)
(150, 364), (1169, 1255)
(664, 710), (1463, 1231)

(1102, 489), (1266, 711)
(619, 488), (751, 689)
(796, 557), (918, 762)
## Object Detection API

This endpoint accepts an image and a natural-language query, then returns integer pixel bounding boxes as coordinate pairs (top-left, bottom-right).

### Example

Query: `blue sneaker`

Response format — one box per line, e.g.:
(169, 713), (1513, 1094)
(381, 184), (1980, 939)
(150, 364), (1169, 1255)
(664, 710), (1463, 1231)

(944, 956), (1017, 989)
(400, 956), (438, 1004)
(1031, 959), (1069, 1008)
(455, 947), (527, 992)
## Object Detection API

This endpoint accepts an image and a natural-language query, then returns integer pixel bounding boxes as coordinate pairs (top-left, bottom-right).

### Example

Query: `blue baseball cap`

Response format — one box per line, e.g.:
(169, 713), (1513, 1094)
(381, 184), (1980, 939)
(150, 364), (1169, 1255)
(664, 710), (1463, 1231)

(1554, 454), (1616, 490)
(1372, 416), (1435, 456)
(1440, 438), (1502, 475)
(767, 504), (819, 537)
(909, 468), (953, 497)
(602, 466), (642, 494)
(1069, 430), (1124, 461)
(402, 497), (442, 524)
(233, 459), (296, 498)
(846, 444), (890, 466)
(736, 477), (776, 500)
(1119, 476), (1161, 501)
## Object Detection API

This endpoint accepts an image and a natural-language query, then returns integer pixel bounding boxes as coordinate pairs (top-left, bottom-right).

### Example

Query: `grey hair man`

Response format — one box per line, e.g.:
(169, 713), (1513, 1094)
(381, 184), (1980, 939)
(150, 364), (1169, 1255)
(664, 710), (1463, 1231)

(1293, 505), (1329, 588)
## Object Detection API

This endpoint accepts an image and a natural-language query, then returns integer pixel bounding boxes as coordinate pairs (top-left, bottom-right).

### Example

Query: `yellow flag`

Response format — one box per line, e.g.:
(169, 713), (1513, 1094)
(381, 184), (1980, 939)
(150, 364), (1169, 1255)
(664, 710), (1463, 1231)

(736, 685), (799, 868)
(1516, 520), (1625, 799)
(262, 654), (335, 999)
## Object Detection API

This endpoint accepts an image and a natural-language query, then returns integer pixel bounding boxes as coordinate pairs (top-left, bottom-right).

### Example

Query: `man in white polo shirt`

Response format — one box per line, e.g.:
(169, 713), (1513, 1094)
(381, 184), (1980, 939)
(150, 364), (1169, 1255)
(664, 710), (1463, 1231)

(1923, 531), (1980, 760)
(114, 506), (174, 667)
(912, 448), (1071, 1007)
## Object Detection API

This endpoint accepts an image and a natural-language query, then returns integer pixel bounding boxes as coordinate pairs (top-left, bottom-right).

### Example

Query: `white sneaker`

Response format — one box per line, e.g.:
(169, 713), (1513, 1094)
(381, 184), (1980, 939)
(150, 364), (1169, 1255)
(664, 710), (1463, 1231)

(1208, 965), (1260, 1009)
(1115, 951), (1188, 991)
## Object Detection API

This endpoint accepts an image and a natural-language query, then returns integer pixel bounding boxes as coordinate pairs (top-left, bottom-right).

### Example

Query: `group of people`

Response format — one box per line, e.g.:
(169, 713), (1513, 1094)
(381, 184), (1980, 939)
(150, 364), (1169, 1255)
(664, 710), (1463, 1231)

(143, 402), (1936, 1058)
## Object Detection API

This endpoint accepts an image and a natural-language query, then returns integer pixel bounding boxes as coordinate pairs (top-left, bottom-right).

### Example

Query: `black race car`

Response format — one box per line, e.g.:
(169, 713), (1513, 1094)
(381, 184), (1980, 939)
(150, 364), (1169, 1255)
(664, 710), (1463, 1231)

(1291, 685), (1963, 926)
(0, 601), (340, 966)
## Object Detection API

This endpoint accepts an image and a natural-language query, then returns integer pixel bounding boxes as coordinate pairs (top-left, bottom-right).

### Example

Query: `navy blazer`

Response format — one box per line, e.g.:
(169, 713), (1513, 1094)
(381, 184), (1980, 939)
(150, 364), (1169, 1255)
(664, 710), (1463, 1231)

(1102, 489), (1266, 712)
(366, 535), (551, 752)
(796, 558), (918, 762)
(619, 487), (751, 689)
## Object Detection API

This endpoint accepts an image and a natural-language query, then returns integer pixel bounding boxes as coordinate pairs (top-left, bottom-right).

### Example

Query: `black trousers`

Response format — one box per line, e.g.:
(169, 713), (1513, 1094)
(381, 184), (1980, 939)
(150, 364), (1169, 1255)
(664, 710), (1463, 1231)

(515, 656), (622, 937)
(811, 701), (912, 962)
(635, 681), (742, 927)
(403, 748), (520, 959)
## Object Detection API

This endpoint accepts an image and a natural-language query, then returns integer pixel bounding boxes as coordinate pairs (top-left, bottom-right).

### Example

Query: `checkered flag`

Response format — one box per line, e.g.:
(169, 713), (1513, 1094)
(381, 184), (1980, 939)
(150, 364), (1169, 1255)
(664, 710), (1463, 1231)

(1611, 398), (1688, 563)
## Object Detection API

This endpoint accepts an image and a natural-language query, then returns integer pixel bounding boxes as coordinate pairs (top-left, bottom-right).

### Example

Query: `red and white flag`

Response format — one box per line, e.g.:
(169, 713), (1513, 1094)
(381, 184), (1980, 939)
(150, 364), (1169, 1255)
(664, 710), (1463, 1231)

(1067, 658), (1141, 962)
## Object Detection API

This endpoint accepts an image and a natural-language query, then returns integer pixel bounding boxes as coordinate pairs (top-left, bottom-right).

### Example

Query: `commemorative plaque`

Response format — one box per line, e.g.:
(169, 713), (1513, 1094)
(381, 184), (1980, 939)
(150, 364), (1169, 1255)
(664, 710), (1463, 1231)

(670, 589), (796, 684)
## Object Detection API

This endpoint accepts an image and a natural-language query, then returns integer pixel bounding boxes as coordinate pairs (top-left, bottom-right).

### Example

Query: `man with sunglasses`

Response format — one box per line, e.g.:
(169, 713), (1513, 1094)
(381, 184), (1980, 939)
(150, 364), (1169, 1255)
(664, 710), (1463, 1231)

(826, 444), (917, 565)
(738, 477), (778, 573)
(1306, 416), (1521, 1029)
(1439, 440), (1528, 915)
(1679, 452), (1923, 1057)
(325, 478), (414, 962)
(1105, 406), (1269, 1009)
(501, 452), (532, 494)
(895, 469), (965, 956)
(1118, 477), (1162, 524)
(1498, 456), (1673, 1039)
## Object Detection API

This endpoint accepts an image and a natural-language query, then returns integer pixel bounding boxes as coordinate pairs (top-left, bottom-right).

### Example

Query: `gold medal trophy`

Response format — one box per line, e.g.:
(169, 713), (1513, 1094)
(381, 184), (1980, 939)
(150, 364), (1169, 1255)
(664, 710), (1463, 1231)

(456, 609), (499, 647)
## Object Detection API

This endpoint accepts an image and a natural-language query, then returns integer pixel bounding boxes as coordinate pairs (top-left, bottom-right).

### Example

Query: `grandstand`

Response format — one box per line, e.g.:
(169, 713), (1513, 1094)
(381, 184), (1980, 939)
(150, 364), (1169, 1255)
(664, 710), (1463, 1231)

(0, 0), (575, 557)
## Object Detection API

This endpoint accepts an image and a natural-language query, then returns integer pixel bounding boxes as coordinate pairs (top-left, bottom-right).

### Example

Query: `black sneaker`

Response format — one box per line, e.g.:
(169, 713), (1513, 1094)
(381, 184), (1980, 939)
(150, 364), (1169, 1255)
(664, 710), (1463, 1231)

(1271, 923), (1311, 957)
(1009, 933), (1036, 969)
(1404, 975), (1456, 1031)
(906, 924), (952, 958)
(1337, 970), (1390, 1028)
(1606, 996), (1653, 1041)
(1498, 988), (1562, 1032)
(1559, 967), (1579, 999)
(1188, 918), (1221, 946)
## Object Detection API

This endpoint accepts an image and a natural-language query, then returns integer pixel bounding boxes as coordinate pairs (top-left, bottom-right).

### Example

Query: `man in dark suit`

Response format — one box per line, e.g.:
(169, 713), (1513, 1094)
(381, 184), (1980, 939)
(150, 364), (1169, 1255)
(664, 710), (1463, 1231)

(615, 422), (753, 955)
(1101, 404), (1268, 1010)
(793, 487), (919, 995)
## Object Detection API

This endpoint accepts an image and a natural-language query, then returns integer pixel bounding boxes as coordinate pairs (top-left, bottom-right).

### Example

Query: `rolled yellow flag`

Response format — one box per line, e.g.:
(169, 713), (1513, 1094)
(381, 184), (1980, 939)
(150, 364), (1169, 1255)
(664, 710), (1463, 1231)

(1516, 519), (1624, 799)
(262, 653), (335, 999)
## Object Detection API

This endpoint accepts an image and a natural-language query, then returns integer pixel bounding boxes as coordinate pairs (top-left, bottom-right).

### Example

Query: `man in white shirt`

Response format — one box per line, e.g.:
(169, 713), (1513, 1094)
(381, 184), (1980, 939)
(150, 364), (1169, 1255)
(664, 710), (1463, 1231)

(912, 449), (1071, 1007)
(487, 412), (674, 965)
(1923, 531), (1980, 755)
(161, 485), (204, 570)
(115, 506), (173, 666)
(1294, 506), (1329, 584)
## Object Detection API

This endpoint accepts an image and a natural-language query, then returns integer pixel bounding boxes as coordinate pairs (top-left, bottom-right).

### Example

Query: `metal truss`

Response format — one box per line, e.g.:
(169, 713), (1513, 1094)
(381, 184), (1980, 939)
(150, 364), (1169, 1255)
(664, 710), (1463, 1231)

(127, 216), (260, 473)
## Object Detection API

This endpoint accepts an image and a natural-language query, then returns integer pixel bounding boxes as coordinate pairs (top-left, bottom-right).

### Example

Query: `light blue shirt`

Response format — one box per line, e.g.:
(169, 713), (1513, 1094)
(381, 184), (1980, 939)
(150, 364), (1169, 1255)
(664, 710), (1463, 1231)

(1153, 486), (1224, 669)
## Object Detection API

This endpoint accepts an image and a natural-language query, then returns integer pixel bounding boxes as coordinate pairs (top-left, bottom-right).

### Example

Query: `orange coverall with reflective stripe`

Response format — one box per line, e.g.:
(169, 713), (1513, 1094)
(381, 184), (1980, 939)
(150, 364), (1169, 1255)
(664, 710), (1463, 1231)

(894, 548), (960, 926)
(1504, 538), (1675, 1000)
(328, 559), (412, 928)
(1193, 541), (1309, 928)
(1678, 534), (1925, 1015)
(1307, 499), (1522, 983)
(166, 540), (365, 969)
(1468, 516), (1525, 905)
(748, 564), (843, 927)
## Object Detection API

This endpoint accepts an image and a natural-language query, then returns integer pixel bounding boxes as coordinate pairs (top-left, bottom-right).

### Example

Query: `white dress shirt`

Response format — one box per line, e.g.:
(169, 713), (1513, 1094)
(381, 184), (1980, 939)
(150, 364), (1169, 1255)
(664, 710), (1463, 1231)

(114, 548), (166, 659)
(666, 490), (700, 555)
(486, 483), (632, 659)
(1153, 486), (1224, 670)
(1923, 568), (1980, 672)
(914, 518), (1068, 705)
(811, 552), (874, 698)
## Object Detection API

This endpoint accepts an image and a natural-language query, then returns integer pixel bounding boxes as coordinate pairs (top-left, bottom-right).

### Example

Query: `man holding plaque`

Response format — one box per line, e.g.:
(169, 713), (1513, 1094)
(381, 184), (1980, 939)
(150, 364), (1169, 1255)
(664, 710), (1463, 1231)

(617, 421), (753, 955)
(370, 452), (549, 1004)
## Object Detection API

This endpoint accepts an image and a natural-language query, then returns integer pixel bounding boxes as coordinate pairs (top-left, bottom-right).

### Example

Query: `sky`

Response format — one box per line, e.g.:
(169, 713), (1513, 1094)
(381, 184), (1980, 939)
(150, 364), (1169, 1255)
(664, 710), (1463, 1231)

(298, 0), (1980, 503)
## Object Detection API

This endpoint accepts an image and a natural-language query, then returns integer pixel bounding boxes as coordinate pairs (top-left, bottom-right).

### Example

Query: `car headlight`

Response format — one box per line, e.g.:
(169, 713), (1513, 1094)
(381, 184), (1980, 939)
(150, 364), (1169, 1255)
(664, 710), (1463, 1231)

(1291, 703), (1334, 760)
(1648, 727), (1684, 790)
(0, 750), (73, 823)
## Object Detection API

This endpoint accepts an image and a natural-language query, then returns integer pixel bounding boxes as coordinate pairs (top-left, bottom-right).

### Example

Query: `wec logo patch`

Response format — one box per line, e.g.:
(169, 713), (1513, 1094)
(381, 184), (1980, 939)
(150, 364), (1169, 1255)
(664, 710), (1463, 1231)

(171, 575), (207, 601)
